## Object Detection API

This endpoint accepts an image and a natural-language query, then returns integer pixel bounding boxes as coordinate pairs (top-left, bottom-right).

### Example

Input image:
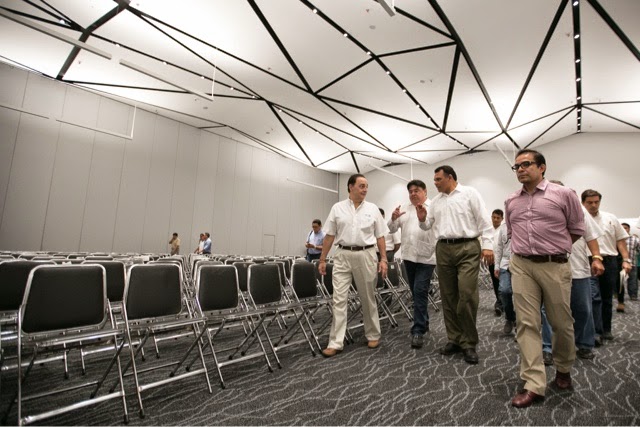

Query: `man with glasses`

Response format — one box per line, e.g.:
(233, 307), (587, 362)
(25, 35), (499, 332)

(505, 149), (585, 408)
(417, 166), (493, 364)
(305, 219), (325, 262)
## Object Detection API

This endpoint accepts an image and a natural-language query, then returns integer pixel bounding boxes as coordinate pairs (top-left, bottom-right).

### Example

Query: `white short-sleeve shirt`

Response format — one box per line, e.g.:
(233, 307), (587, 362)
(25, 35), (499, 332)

(324, 199), (389, 246)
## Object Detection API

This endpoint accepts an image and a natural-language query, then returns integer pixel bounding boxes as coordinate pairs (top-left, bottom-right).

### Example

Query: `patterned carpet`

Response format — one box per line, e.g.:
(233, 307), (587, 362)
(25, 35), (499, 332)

(2, 287), (639, 426)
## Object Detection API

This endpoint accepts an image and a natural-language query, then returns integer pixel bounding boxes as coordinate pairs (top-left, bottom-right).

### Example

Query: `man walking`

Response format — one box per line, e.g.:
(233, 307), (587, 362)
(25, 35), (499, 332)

(318, 174), (388, 357)
(417, 166), (494, 364)
(388, 179), (437, 349)
(505, 149), (585, 408)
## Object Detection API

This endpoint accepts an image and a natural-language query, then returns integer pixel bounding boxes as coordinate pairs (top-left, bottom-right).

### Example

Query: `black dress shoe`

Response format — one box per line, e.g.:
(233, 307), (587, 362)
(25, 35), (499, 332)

(594, 336), (602, 347)
(462, 348), (479, 364)
(511, 390), (544, 408)
(554, 370), (572, 390)
(439, 342), (462, 355)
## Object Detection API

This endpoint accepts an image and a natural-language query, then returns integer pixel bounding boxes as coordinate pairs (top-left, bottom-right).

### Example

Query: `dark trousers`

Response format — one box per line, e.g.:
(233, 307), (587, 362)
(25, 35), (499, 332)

(306, 253), (321, 262)
(591, 256), (619, 336)
(436, 239), (481, 349)
(488, 263), (502, 306)
(404, 260), (435, 335)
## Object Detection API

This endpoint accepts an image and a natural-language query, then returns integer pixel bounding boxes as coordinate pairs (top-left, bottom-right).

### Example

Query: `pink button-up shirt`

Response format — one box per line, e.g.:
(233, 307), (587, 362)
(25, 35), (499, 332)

(505, 179), (585, 256)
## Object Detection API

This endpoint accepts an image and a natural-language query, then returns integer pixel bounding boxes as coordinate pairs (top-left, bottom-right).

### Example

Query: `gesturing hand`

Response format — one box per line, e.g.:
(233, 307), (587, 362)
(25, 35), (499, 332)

(415, 204), (427, 222)
(391, 205), (405, 221)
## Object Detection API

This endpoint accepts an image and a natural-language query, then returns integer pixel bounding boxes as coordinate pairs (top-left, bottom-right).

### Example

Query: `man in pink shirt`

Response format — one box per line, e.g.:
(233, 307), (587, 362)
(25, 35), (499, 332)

(504, 149), (585, 408)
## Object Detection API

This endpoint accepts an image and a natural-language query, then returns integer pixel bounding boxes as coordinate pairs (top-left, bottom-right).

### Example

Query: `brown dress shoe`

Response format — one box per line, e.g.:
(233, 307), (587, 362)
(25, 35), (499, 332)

(554, 371), (572, 390)
(321, 348), (342, 358)
(511, 390), (544, 408)
(367, 340), (380, 349)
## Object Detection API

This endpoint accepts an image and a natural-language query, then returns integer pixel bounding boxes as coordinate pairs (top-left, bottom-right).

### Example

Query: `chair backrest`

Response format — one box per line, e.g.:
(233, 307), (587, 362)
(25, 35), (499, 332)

(248, 263), (282, 305)
(85, 255), (113, 261)
(0, 260), (55, 311)
(266, 261), (287, 287)
(21, 264), (106, 334)
(233, 261), (253, 292)
(197, 265), (239, 312)
(124, 264), (183, 321)
(387, 261), (401, 287)
(322, 263), (334, 295)
(291, 262), (318, 299)
(83, 260), (126, 303)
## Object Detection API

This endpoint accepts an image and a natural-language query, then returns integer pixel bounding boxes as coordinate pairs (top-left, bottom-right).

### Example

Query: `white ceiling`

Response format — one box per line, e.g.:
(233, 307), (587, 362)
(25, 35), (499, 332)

(0, 0), (638, 173)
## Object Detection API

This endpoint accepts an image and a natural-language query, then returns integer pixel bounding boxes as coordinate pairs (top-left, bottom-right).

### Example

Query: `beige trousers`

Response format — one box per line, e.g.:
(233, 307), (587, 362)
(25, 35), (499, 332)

(327, 247), (381, 350)
(511, 254), (575, 396)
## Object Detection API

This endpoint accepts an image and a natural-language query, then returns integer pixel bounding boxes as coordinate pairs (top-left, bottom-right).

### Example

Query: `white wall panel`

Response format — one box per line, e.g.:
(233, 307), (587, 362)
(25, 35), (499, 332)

(190, 131), (219, 253)
(0, 109), (20, 226)
(212, 141), (237, 254)
(0, 62), (28, 106)
(112, 110), (155, 253)
(168, 124), (199, 254)
(0, 115), (59, 250)
(96, 97), (133, 135)
(141, 116), (178, 253)
(246, 149), (267, 255)
(22, 73), (65, 119)
(275, 156), (292, 256)
(80, 133), (126, 252)
(42, 124), (94, 251)
(229, 144), (252, 255)
(61, 86), (100, 128)
(260, 151), (279, 237)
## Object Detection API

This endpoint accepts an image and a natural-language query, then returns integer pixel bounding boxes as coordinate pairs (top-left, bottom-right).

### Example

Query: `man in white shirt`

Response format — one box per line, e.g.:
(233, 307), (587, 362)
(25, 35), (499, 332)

(489, 209), (505, 317)
(582, 189), (631, 343)
(388, 179), (437, 349)
(318, 174), (389, 357)
(304, 219), (325, 262)
(493, 221), (515, 334)
(418, 166), (494, 364)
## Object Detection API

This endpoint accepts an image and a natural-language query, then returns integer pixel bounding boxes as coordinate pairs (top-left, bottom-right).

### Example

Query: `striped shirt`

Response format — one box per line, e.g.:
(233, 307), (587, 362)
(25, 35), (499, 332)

(505, 179), (585, 256)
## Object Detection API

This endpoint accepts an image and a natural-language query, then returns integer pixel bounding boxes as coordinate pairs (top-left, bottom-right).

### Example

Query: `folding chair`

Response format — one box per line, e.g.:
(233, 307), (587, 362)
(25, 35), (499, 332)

(119, 264), (211, 418)
(378, 261), (413, 321)
(246, 263), (316, 367)
(3, 264), (128, 426)
(194, 265), (273, 388)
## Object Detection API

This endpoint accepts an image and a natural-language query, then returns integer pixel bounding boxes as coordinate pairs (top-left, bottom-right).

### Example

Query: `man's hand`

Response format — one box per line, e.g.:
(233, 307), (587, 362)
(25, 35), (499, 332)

(481, 249), (494, 266)
(319, 261), (326, 275)
(416, 204), (427, 222)
(622, 260), (632, 274)
(378, 260), (388, 279)
(494, 269), (500, 279)
(391, 205), (406, 221)
(591, 259), (604, 276)
(305, 242), (314, 249)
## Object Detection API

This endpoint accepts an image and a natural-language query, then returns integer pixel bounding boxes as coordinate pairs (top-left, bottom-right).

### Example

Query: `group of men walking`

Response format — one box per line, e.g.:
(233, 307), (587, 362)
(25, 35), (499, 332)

(314, 148), (634, 408)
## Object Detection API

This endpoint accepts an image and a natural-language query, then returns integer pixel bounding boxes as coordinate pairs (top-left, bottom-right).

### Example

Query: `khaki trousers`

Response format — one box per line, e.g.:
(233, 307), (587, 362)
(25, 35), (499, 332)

(327, 247), (381, 350)
(511, 254), (575, 396)
(435, 239), (480, 349)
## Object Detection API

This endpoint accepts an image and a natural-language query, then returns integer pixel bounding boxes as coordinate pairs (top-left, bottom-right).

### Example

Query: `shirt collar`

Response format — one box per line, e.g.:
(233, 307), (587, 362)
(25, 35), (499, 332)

(519, 178), (548, 195)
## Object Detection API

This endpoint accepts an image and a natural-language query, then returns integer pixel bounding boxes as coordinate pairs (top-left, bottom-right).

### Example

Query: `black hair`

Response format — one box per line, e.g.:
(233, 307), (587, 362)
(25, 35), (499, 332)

(434, 165), (457, 181)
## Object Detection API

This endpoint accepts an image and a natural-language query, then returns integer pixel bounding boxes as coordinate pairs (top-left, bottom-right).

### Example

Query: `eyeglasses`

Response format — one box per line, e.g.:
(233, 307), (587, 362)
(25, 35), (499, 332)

(511, 161), (537, 172)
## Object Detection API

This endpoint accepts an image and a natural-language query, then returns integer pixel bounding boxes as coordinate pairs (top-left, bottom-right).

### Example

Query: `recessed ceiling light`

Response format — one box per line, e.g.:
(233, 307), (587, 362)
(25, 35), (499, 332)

(402, 89), (407, 93)
(575, 59), (581, 63)
(230, 87), (234, 90)
(162, 61), (167, 65)
(576, 77), (581, 82)
(313, 8), (317, 14)
(574, 34), (580, 39)
(386, 70), (390, 75)
(366, 51), (371, 56)
(573, 1), (578, 5)
(115, 43), (120, 47)
(201, 76), (204, 79)
(59, 19), (65, 24)
(343, 33), (348, 38)
(577, 96), (581, 100)
(416, 104), (420, 108)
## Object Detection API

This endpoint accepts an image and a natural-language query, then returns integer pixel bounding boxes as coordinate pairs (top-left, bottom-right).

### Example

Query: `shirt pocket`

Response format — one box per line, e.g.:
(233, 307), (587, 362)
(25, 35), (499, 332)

(357, 214), (375, 235)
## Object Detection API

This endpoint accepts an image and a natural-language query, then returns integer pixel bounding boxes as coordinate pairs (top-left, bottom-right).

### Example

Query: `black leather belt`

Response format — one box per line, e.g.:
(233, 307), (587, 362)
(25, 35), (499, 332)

(438, 237), (477, 244)
(338, 244), (375, 251)
(516, 254), (568, 264)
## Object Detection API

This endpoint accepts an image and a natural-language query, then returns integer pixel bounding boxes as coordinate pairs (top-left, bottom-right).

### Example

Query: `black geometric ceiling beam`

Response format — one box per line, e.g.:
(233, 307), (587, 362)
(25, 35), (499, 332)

(229, 127), (309, 161)
(273, 103), (391, 152)
(268, 104), (316, 167)
(302, 0), (440, 128)
(441, 46), (460, 131)
(506, 0), (569, 129)
(507, 105), (574, 132)
(377, 41), (456, 59)
(316, 151), (351, 167)
(583, 106), (640, 131)
(428, 0), (519, 149)
(354, 151), (429, 167)
(394, 7), (453, 39)
(395, 132), (440, 151)
(36, 0), (80, 27)
(277, 109), (351, 152)
(319, 99), (391, 151)
(571, 0), (582, 133)
(132, 7), (303, 95)
(320, 96), (439, 132)
(56, 1), (129, 80)
(315, 58), (375, 94)
(0, 3), (81, 30)
(247, 0), (313, 92)
(587, 0), (640, 62)
(350, 151), (360, 173)
(524, 107), (575, 149)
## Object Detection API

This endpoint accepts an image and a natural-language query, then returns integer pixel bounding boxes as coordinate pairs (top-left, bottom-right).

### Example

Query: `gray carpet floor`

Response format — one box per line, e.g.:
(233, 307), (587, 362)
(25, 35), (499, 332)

(2, 287), (639, 426)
